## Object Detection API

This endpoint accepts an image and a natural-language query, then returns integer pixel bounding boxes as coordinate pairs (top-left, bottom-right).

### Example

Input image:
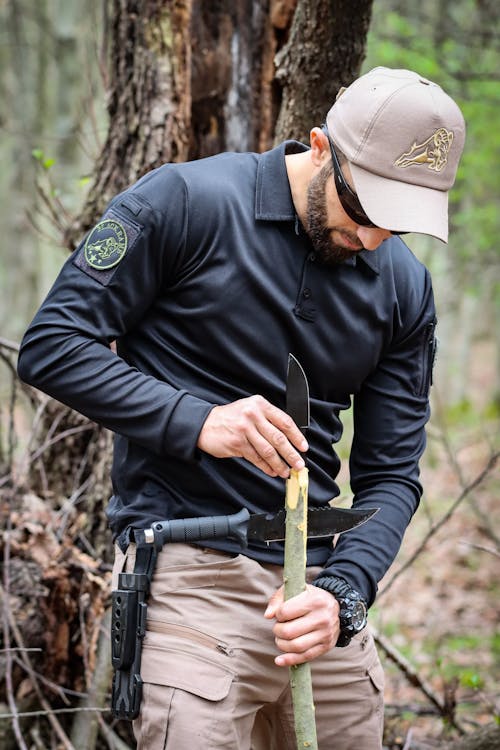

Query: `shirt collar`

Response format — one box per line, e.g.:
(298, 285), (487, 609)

(356, 248), (380, 274)
(255, 140), (380, 275)
(255, 141), (306, 221)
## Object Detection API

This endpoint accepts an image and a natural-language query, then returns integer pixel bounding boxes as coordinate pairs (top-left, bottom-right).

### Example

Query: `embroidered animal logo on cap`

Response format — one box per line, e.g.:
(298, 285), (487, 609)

(84, 219), (128, 270)
(394, 127), (454, 172)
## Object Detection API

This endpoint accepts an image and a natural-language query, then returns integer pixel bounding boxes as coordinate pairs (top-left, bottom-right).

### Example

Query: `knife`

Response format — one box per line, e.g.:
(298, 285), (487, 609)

(133, 356), (377, 552)
(133, 504), (377, 549)
(286, 353), (310, 434)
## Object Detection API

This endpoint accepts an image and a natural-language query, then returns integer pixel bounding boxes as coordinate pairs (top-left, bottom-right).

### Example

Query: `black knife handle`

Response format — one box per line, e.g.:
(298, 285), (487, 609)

(134, 508), (251, 550)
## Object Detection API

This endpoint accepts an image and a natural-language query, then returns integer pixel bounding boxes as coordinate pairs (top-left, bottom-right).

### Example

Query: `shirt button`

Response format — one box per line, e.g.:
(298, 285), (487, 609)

(303, 288), (311, 299)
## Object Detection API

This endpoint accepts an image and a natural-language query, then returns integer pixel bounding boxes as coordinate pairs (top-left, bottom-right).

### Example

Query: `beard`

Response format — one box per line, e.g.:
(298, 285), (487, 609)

(305, 163), (362, 265)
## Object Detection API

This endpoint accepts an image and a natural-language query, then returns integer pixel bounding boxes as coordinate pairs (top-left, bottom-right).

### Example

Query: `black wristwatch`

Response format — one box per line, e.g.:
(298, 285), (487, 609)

(312, 575), (368, 647)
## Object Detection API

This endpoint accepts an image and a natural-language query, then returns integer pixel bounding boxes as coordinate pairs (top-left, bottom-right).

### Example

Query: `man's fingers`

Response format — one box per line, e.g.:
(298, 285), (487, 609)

(247, 425), (302, 478)
(264, 586), (284, 619)
(254, 420), (306, 473)
(275, 645), (329, 667)
(269, 585), (340, 665)
(260, 400), (309, 453)
(242, 438), (280, 478)
(197, 395), (308, 477)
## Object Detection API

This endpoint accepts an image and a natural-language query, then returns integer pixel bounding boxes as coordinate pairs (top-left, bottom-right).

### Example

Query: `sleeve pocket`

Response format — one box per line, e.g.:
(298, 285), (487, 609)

(418, 318), (438, 397)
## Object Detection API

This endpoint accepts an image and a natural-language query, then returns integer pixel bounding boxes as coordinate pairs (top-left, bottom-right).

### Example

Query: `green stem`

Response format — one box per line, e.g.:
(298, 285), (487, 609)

(284, 468), (318, 750)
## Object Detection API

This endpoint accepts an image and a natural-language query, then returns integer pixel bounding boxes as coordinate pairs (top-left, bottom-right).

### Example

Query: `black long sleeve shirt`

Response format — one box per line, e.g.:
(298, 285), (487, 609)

(17, 141), (436, 606)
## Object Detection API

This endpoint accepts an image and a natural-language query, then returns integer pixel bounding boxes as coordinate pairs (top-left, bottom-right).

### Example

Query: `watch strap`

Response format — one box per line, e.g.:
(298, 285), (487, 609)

(312, 575), (367, 648)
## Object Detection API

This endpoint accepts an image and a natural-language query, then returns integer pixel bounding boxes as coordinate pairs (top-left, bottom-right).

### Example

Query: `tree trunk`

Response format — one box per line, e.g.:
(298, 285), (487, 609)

(64, 0), (194, 247)
(274, 0), (373, 143)
(65, 0), (374, 247)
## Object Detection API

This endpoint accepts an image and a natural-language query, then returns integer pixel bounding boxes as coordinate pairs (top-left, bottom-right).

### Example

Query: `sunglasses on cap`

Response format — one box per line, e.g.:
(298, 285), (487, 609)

(321, 125), (407, 235)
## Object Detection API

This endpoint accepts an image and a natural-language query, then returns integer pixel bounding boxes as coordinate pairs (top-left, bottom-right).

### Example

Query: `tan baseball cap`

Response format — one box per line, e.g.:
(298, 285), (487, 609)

(325, 67), (466, 242)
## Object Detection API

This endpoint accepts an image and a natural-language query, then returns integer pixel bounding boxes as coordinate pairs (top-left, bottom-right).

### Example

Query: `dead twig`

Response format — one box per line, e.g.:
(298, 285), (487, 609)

(402, 728), (414, 750)
(70, 607), (113, 750)
(29, 424), (95, 465)
(0, 581), (77, 750)
(459, 540), (500, 559)
(433, 388), (500, 550)
(379, 450), (500, 597)
(0, 707), (109, 720)
(373, 627), (467, 734)
(2, 517), (29, 750)
(0, 337), (20, 353)
(97, 715), (134, 750)
(12, 655), (85, 704)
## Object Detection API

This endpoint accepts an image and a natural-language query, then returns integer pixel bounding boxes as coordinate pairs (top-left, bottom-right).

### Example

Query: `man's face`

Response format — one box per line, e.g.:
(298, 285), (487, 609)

(305, 159), (391, 265)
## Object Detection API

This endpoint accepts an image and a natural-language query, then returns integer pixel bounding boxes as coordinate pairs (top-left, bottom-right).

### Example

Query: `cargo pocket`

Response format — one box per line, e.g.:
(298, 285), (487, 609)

(367, 659), (385, 694)
(367, 656), (385, 732)
(134, 628), (236, 749)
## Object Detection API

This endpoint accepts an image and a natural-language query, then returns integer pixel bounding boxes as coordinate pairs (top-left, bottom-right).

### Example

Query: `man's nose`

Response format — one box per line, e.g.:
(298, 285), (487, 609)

(356, 226), (392, 250)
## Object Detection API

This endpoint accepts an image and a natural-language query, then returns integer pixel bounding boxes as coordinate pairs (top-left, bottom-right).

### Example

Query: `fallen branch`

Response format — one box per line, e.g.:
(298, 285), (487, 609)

(373, 628), (467, 734)
(379, 450), (499, 596)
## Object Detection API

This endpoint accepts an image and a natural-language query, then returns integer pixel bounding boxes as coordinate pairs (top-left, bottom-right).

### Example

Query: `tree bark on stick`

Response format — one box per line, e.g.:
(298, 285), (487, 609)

(284, 467), (318, 750)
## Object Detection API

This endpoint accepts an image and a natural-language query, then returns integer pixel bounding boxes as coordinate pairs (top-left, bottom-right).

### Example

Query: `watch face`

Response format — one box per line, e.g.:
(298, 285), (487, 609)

(351, 601), (367, 630)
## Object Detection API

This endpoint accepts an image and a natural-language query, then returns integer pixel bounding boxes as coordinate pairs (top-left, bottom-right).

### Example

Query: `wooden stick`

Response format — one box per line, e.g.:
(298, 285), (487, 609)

(284, 467), (318, 750)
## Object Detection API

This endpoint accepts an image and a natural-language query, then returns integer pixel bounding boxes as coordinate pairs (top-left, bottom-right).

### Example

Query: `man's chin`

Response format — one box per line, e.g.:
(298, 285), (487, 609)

(315, 244), (359, 265)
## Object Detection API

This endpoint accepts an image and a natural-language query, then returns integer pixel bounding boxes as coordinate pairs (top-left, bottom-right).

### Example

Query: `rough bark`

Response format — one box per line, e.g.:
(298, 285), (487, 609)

(64, 0), (194, 248)
(274, 0), (373, 143)
(65, 0), (375, 248)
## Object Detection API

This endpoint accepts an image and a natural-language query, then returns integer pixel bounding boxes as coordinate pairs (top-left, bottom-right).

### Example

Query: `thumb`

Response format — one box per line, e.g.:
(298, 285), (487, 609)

(264, 586), (284, 619)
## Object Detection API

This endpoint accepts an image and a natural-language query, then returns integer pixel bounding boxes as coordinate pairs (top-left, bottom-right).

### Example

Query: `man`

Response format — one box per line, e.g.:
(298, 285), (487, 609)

(18, 67), (465, 749)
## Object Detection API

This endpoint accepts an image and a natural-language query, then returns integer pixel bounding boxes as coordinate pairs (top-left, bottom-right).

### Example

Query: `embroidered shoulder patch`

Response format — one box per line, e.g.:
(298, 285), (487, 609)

(84, 219), (128, 270)
(73, 207), (142, 285)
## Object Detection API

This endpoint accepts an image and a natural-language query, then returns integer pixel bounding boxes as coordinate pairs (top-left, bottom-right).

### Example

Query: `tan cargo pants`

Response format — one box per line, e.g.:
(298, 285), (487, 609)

(112, 542), (384, 750)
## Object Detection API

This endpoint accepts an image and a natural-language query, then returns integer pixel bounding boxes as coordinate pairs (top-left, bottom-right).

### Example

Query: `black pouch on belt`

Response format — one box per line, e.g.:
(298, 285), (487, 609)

(111, 545), (157, 720)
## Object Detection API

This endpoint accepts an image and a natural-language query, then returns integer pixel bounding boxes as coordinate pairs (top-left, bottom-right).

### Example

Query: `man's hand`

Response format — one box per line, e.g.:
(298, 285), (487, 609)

(197, 395), (308, 478)
(264, 584), (339, 666)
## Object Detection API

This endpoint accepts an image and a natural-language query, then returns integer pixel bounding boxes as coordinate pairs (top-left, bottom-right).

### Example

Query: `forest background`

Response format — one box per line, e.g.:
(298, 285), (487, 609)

(0, 1), (499, 749)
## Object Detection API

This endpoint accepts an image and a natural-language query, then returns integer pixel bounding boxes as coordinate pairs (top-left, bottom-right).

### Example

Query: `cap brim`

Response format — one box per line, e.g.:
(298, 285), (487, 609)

(349, 162), (449, 243)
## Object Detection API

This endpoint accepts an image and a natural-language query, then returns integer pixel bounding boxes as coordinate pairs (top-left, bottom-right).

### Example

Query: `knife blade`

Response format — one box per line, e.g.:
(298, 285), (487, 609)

(133, 505), (378, 549)
(286, 353), (310, 432)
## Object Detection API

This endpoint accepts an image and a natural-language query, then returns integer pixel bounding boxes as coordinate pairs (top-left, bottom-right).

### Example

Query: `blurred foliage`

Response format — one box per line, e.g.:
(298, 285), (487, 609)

(364, 0), (500, 265)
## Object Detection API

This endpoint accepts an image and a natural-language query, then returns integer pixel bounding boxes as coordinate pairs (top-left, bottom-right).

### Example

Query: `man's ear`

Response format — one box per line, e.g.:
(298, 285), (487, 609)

(309, 127), (330, 167)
